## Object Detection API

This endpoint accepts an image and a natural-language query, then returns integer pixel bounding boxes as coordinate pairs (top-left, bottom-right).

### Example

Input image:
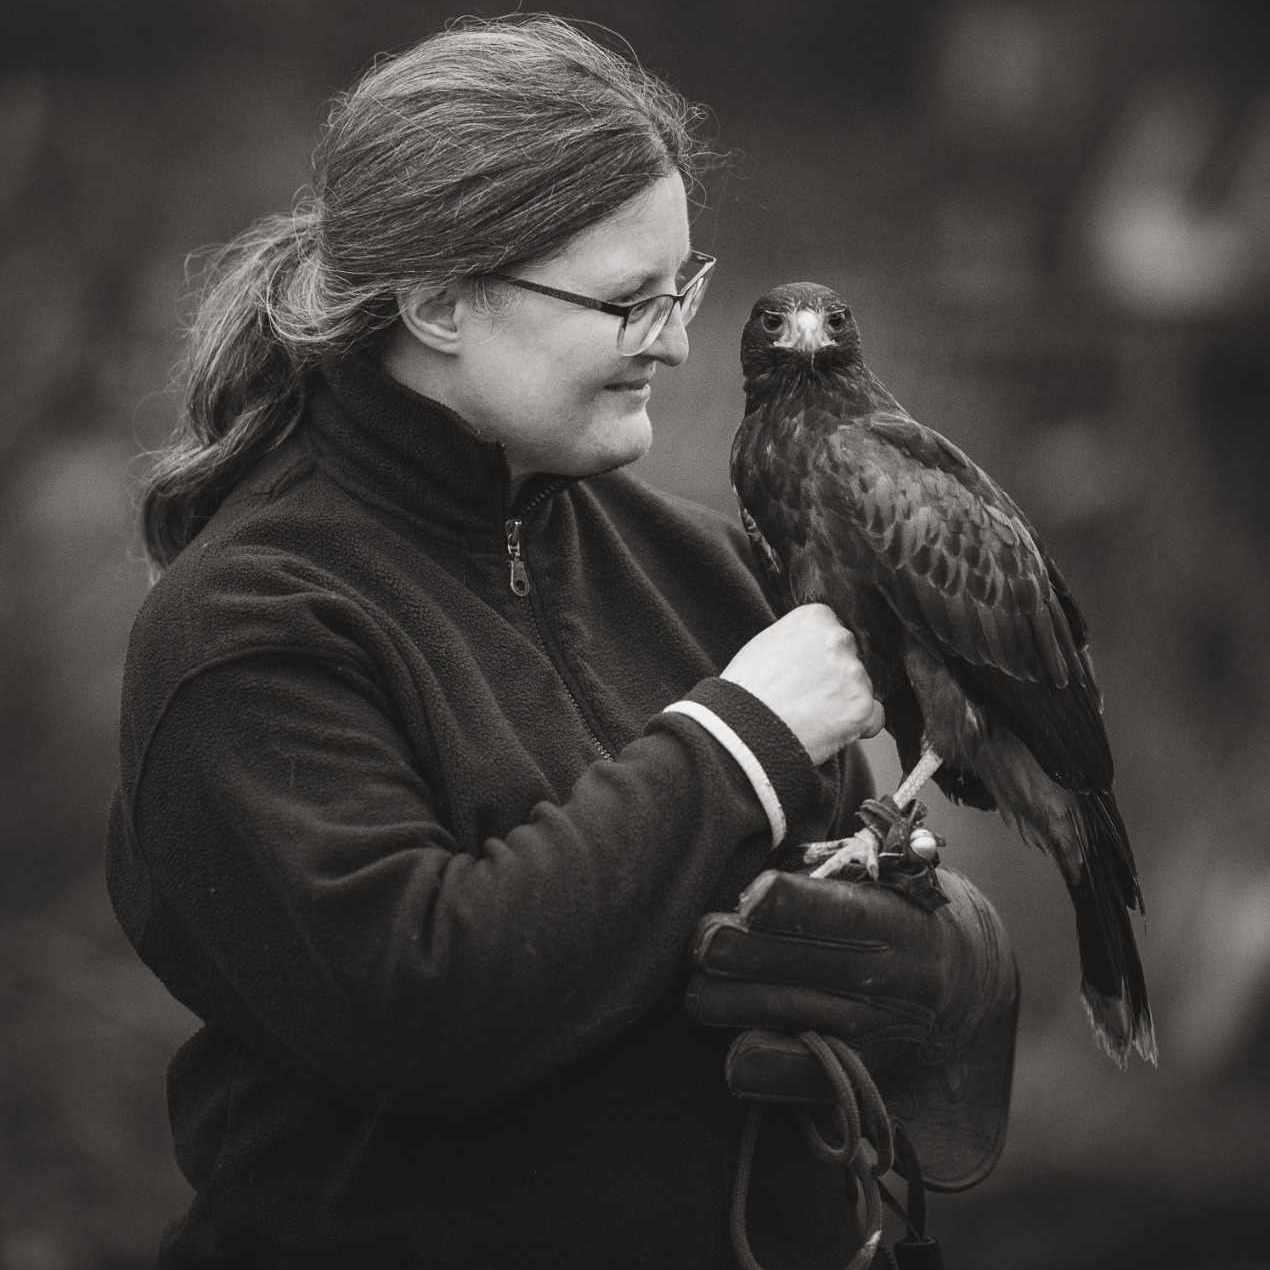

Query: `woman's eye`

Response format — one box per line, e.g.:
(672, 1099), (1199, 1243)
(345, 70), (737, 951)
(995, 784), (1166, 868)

(760, 312), (784, 334)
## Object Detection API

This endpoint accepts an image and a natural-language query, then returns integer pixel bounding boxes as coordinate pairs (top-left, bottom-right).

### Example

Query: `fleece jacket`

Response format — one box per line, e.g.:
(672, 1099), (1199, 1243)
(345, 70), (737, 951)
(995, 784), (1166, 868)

(105, 353), (874, 1268)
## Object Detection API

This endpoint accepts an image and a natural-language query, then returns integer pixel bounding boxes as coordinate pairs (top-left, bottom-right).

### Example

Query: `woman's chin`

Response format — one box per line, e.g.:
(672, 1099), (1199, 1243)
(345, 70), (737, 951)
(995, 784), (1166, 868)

(605, 410), (654, 468)
(512, 410), (653, 480)
(570, 407), (652, 475)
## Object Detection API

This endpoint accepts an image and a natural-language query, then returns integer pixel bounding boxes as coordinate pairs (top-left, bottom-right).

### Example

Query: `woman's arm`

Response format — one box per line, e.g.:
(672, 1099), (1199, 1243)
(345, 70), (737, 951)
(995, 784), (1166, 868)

(122, 647), (825, 1116)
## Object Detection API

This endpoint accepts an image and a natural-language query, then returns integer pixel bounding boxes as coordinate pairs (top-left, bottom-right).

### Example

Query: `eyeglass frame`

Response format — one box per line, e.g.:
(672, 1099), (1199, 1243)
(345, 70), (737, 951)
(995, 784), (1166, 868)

(484, 251), (717, 356)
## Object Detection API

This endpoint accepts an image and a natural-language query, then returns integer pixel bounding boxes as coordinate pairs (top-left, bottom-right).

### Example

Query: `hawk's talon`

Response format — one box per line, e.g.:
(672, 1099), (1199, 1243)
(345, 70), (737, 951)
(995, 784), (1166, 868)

(805, 828), (882, 880)
(801, 799), (949, 907)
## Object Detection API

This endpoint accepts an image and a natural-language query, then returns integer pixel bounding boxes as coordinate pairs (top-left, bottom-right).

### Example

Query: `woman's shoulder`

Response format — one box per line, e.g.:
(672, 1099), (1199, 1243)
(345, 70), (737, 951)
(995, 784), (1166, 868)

(584, 468), (752, 561)
(128, 450), (389, 685)
(577, 469), (775, 631)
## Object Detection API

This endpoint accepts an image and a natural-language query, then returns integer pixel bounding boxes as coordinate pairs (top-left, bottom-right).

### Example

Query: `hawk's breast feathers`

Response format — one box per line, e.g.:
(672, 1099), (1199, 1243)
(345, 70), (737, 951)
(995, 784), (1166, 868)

(734, 400), (1112, 793)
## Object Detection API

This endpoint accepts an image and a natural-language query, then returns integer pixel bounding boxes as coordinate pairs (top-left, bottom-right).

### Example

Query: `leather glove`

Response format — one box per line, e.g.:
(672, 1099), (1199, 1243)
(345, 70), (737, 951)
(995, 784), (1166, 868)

(687, 866), (1019, 1190)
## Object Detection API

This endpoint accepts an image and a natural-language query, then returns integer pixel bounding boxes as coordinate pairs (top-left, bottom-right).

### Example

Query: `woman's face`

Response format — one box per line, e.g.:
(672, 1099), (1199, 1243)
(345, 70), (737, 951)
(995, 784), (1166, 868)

(450, 171), (694, 481)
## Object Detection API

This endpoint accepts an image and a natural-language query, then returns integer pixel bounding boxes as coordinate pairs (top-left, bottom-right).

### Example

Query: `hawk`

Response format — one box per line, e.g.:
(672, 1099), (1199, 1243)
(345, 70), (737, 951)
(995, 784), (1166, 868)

(731, 282), (1156, 1066)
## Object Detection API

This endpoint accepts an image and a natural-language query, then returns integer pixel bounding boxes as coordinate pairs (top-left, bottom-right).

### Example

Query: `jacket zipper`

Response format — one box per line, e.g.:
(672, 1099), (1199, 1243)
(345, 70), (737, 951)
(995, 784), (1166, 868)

(502, 479), (559, 595)
(505, 518), (531, 596)
(502, 493), (614, 761)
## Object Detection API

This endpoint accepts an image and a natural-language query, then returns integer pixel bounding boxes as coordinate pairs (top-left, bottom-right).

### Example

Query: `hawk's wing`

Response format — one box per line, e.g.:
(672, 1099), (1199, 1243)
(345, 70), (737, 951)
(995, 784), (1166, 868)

(799, 405), (1113, 793)
(735, 500), (788, 612)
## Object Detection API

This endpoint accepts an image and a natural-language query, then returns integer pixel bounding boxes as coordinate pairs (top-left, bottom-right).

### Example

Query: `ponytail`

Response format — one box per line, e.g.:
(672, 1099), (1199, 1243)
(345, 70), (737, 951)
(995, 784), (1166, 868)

(144, 215), (314, 567)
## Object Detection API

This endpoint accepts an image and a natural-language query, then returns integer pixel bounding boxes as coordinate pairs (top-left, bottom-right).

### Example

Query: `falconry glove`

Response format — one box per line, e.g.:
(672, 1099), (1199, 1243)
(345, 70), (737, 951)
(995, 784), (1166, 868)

(687, 865), (1019, 1192)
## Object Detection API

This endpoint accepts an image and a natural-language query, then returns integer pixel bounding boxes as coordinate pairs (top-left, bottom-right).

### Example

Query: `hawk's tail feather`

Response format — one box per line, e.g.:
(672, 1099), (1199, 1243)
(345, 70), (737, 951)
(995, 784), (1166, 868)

(1068, 794), (1157, 1067)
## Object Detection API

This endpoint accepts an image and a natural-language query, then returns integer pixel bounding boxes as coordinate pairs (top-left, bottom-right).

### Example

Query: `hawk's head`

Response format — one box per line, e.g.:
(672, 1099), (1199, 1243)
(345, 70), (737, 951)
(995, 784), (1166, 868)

(740, 282), (863, 388)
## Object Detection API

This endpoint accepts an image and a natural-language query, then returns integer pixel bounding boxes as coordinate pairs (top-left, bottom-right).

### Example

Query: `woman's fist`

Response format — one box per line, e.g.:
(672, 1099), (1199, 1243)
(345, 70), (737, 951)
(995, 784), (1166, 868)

(721, 604), (884, 765)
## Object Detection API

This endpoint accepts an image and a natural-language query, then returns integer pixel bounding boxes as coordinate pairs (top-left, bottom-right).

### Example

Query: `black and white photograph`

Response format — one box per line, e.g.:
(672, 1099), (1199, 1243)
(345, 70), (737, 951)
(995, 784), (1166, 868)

(3, 2), (1269, 1266)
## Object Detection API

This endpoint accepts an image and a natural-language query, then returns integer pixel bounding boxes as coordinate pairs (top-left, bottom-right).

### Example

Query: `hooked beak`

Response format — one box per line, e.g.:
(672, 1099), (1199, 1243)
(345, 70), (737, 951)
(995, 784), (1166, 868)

(775, 308), (831, 353)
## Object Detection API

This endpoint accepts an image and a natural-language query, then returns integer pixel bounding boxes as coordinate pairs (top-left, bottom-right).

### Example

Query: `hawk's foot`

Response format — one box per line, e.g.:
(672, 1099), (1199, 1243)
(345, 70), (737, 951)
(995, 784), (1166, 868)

(802, 798), (951, 909)
(856, 797), (942, 869)
(804, 828), (882, 881)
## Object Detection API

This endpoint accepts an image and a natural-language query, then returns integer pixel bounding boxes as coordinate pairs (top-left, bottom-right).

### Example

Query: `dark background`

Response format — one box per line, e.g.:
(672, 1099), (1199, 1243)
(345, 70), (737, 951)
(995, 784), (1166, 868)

(3, 2), (1269, 1266)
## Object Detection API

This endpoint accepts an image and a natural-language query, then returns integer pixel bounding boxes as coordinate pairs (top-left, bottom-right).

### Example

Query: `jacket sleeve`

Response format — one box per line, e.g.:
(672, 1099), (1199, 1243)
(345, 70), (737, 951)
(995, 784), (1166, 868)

(121, 645), (831, 1116)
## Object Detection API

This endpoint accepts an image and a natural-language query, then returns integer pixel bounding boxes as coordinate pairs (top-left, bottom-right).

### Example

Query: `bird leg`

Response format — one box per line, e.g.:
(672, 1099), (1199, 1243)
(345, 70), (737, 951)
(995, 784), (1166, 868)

(804, 747), (945, 881)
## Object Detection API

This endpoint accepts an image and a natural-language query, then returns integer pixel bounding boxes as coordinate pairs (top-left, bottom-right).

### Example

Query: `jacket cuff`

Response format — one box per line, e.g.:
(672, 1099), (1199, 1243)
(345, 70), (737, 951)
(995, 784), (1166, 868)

(662, 677), (821, 848)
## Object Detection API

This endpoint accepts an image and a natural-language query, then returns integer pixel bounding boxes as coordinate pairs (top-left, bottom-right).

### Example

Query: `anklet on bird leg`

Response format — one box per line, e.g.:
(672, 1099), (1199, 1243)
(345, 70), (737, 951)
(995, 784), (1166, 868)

(804, 748), (945, 881)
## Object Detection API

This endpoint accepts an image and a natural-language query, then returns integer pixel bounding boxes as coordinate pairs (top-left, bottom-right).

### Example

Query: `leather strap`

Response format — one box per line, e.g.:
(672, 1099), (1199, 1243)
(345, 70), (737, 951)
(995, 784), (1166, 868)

(727, 1031), (929, 1270)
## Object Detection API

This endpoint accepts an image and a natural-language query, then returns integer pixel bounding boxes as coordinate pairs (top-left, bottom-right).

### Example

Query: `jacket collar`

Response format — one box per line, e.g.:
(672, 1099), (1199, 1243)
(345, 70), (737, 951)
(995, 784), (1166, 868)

(309, 353), (567, 536)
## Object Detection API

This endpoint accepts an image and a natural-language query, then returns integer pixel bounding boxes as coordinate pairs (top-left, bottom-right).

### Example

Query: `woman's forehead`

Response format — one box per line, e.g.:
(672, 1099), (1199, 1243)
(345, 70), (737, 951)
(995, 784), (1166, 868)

(540, 172), (690, 289)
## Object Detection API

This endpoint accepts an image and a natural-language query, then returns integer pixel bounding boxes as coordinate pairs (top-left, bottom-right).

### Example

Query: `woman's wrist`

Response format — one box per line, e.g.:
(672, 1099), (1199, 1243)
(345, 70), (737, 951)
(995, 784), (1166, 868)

(661, 677), (823, 848)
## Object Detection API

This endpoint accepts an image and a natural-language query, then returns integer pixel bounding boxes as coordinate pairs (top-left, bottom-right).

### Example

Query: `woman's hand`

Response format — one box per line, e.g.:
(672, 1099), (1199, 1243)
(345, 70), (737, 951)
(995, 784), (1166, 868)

(685, 867), (1019, 1189)
(721, 603), (884, 765)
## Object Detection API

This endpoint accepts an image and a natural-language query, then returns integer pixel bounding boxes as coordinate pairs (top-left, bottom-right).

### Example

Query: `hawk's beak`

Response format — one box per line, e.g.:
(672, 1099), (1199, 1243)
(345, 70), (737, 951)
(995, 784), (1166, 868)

(776, 308), (831, 353)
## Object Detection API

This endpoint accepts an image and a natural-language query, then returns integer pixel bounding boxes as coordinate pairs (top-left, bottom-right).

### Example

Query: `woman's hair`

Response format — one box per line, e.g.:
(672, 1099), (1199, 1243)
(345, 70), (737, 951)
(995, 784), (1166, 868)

(143, 14), (710, 568)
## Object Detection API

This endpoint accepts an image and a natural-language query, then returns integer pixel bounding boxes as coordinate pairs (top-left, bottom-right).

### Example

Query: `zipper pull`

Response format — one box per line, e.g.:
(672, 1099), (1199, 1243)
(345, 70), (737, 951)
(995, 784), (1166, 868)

(505, 518), (530, 596)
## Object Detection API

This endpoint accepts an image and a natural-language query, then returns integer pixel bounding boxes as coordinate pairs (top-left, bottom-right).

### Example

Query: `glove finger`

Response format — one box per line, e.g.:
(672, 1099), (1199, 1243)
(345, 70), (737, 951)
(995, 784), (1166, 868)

(685, 976), (934, 1047)
(738, 868), (943, 946)
(700, 879), (950, 1006)
(694, 915), (942, 1008)
(725, 1029), (840, 1105)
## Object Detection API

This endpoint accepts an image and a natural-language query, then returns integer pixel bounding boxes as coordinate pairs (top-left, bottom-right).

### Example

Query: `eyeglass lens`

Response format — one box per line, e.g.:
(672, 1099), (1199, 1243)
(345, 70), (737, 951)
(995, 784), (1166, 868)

(619, 268), (712, 356)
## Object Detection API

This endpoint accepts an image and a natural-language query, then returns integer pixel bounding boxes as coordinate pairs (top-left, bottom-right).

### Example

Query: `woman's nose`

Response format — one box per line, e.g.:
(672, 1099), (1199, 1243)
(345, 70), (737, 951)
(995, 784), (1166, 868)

(647, 305), (690, 367)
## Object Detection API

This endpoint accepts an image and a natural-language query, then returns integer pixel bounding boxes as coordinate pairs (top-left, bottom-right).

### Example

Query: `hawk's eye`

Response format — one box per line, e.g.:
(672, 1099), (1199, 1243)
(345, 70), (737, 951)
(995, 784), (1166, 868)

(760, 311), (784, 335)
(826, 311), (848, 334)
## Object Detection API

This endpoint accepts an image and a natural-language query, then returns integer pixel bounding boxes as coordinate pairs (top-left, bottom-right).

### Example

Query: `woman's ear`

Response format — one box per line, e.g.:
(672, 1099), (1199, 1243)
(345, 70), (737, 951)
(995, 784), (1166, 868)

(397, 286), (462, 355)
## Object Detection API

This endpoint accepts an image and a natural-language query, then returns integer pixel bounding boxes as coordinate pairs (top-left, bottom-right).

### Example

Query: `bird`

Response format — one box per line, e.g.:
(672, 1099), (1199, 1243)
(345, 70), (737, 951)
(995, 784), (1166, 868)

(731, 281), (1157, 1067)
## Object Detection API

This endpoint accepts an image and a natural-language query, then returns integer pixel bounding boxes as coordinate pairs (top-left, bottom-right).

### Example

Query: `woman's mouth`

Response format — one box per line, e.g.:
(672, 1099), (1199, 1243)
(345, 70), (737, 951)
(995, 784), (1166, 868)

(605, 378), (653, 399)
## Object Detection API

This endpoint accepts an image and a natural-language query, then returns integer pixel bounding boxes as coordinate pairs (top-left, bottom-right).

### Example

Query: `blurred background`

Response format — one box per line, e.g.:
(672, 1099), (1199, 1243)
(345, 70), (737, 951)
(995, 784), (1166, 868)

(3, 1), (1268, 1266)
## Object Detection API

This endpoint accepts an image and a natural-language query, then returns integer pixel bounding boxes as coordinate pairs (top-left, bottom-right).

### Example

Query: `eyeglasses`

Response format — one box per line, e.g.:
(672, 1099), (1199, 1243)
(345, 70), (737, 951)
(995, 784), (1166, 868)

(486, 251), (716, 357)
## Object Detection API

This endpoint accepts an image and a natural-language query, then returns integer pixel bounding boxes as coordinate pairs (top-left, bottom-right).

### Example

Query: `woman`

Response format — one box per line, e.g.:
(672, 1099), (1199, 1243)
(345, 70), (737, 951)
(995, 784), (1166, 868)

(108, 16), (1009, 1268)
